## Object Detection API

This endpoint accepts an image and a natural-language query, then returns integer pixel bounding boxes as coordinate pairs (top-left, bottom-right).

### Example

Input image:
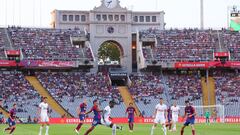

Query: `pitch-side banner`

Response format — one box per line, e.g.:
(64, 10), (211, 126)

(48, 117), (240, 124)
(175, 61), (240, 68)
(175, 62), (212, 68)
(0, 60), (17, 67)
(20, 60), (76, 68)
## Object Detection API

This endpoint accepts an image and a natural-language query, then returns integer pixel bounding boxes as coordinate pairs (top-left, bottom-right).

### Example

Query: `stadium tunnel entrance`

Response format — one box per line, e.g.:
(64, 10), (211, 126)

(109, 68), (129, 86)
(98, 40), (124, 72)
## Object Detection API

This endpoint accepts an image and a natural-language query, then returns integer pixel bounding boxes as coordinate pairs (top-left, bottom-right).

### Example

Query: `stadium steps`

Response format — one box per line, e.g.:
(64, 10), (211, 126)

(0, 28), (12, 49)
(0, 106), (9, 118)
(201, 77), (216, 106)
(25, 76), (74, 118)
(118, 86), (141, 117)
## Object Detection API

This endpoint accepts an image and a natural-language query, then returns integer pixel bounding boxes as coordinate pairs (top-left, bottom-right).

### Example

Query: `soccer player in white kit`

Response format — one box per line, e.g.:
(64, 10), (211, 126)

(38, 97), (50, 135)
(171, 101), (180, 131)
(150, 98), (167, 135)
(101, 101), (122, 135)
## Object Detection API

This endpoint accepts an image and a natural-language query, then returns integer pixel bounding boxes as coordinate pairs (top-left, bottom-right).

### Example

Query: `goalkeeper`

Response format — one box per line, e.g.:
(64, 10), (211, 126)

(204, 110), (210, 125)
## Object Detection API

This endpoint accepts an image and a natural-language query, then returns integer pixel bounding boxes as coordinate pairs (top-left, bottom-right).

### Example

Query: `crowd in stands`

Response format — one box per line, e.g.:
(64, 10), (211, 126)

(213, 70), (240, 116)
(36, 72), (122, 103)
(214, 71), (240, 100)
(220, 30), (240, 60)
(129, 73), (164, 100)
(166, 73), (202, 101)
(8, 27), (93, 61)
(36, 72), (125, 117)
(140, 29), (236, 62)
(0, 70), (239, 118)
(0, 71), (42, 118)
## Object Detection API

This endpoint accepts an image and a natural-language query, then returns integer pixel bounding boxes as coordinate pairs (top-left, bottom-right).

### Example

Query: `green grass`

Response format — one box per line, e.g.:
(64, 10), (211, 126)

(0, 123), (239, 135)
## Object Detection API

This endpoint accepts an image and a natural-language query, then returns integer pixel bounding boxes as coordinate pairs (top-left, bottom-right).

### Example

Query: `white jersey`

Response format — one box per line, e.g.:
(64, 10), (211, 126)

(101, 105), (112, 126)
(39, 102), (48, 116)
(103, 105), (111, 119)
(155, 103), (167, 117)
(171, 106), (180, 116)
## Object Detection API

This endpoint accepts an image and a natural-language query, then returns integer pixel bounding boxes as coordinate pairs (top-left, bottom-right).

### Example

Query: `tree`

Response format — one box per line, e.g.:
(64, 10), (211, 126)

(98, 42), (120, 62)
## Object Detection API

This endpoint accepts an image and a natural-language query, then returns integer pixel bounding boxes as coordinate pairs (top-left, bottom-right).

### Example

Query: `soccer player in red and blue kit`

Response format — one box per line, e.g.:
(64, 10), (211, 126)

(4, 103), (17, 135)
(125, 103), (136, 132)
(83, 99), (102, 135)
(166, 106), (172, 131)
(180, 100), (196, 135)
(75, 99), (87, 134)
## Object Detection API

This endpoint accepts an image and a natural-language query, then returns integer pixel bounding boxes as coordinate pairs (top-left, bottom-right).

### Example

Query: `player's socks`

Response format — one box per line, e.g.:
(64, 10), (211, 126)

(192, 130), (195, 135)
(150, 126), (155, 135)
(163, 126), (167, 135)
(84, 127), (94, 135)
(39, 126), (43, 135)
(116, 125), (122, 130)
(46, 126), (49, 135)
(128, 123), (131, 131)
(132, 123), (134, 130)
(9, 127), (15, 134)
(180, 129), (184, 135)
(75, 129), (79, 134)
(169, 124), (172, 130)
(5, 127), (11, 131)
(112, 124), (116, 135)
(173, 123), (177, 131)
(76, 123), (83, 131)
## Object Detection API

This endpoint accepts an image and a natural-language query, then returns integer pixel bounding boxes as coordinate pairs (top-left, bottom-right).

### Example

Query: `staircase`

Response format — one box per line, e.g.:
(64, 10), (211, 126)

(118, 86), (141, 117)
(201, 77), (216, 106)
(0, 28), (12, 49)
(161, 73), (172, 104)
(0, 106), (9, 117)
(215, 31), (228, 52)
(25, 76), (73, 118)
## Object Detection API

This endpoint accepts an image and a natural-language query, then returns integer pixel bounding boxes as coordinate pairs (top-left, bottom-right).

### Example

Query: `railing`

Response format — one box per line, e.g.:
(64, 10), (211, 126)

(145, 58), (213, 63)
(23, 57), (94, 62)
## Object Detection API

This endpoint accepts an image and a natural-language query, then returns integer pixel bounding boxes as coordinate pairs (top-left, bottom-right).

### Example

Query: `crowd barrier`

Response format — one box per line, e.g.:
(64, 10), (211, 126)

(47, 117), (240, 124)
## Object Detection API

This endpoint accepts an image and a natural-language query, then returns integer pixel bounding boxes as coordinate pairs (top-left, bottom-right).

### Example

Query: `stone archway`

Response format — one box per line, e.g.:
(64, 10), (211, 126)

(98, 40), (124, 65)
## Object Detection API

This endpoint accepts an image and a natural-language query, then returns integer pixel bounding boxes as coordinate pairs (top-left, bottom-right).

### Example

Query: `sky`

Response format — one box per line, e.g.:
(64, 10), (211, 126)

(0, 0), (239, 29)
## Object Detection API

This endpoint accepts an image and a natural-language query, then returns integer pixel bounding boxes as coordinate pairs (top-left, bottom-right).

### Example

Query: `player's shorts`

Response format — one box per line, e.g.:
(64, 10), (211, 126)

(172, 115), (178, 122)
(0, 118), (4, 123)
(40, 114), (49, 123)
(79, 114), (85, 121)
(154, 116), (166, 124)
(101, 118), (112, 126)
(7, 118), (16, 127)
(167, 116), (172, 122)
(92, 119), (101, 127)
(184, 117), (195, 126)
(128, 117), (134, 123)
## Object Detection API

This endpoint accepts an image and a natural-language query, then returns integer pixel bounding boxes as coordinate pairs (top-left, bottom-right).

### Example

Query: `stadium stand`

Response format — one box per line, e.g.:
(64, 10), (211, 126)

(36, 72), (125, 117)
(7, 27), (93, 61)
(129, 73), (164, 98)
(214, 70), (240, 116)
(130, 73), (203, 117)
(0, 71), (59, 119)
(0, 28), (239, 120)
(219, 30), (240, 60)
(140, 29), (217, 62)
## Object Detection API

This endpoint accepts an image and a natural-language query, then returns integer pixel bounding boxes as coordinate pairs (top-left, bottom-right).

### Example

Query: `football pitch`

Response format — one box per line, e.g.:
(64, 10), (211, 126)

(0, 123), (239, 135)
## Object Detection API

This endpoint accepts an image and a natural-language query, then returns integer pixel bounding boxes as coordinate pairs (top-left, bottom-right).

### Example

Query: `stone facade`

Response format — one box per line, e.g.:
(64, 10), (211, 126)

(51, 0), (165, 72)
